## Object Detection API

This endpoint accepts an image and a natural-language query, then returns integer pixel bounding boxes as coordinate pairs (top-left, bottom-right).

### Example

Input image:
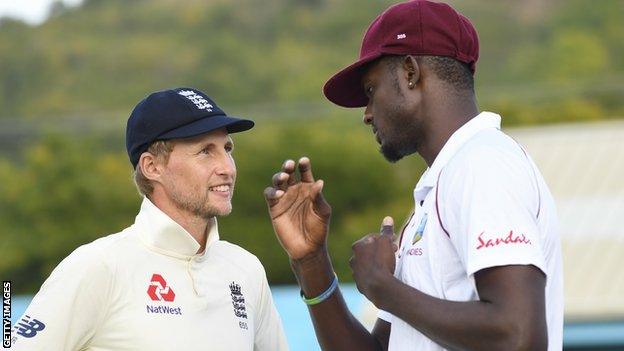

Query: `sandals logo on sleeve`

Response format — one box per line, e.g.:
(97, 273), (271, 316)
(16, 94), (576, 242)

(476, 230), (532, 250)
(147, 273), (176, 302)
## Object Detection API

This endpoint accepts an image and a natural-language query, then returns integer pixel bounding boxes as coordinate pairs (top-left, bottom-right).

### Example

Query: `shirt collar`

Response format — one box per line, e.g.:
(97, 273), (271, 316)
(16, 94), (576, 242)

(134, 197), (220, 258)
(414, 111), (502, 202)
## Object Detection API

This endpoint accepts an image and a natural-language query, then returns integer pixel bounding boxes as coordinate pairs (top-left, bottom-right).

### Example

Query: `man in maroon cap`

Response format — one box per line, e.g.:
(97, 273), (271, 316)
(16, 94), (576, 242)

(265, 1), (562, 350)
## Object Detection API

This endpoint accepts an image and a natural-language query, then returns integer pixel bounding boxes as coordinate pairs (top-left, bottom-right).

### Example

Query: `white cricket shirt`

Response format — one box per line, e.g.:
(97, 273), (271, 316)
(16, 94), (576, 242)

(380, 112), (564, 351)
(11, 198), (288, 351)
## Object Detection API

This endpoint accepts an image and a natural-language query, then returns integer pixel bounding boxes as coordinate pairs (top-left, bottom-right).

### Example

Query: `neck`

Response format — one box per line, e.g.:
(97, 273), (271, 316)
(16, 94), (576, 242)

(148, 195), (211, 254)
(418, 93), (479, 166)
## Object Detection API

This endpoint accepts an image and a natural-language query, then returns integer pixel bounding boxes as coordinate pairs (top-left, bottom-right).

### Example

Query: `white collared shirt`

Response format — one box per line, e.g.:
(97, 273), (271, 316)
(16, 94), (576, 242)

(380, 112), (563, 351)
(11, 198), (288, 351)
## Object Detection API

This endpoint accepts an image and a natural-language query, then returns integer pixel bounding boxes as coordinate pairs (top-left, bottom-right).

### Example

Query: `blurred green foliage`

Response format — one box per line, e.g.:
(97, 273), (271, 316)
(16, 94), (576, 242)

(1, 0), (623, 121)
(0, 0), (623, 293)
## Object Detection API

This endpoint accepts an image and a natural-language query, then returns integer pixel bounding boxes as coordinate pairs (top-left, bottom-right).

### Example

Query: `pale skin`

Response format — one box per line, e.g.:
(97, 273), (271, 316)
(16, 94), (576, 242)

(139, 128), (236, 254)
(265, 56), (547, 351)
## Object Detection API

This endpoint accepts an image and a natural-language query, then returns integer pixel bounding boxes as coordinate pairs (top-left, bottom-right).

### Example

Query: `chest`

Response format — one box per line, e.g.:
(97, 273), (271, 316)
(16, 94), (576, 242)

(89, 254), (256, 351)
(395, 195), (477, 302)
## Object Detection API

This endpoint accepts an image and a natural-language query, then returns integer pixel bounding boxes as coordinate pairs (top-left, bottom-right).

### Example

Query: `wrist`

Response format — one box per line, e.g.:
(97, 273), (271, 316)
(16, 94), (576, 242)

(300, 273), (338, 305)
(289, 247), (335, 298)
(369, 272), (399, 309)
(289, 247), (330, 273)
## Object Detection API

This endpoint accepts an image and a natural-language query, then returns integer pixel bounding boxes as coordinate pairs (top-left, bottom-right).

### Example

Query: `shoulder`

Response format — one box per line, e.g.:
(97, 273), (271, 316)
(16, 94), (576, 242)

(443, 128), (532, 183)
(49, 229), (133, 281)
(455, 129), (526, 168)
(35, 229), (136, 298)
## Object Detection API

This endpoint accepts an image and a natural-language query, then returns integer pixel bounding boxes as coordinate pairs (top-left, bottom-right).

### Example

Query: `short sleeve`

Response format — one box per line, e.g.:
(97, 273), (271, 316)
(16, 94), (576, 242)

(439, 145), (546, 278)
(11, 244), (113, 350)
(253, 261), (288, 351)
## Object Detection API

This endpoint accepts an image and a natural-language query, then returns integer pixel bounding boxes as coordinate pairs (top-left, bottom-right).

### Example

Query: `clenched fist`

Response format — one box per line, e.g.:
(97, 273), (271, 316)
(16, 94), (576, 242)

(349, 216), (398, 306)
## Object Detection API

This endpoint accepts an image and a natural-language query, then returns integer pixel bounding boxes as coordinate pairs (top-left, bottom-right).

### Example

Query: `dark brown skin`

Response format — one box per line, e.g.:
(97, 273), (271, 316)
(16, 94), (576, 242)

(264, 56), (548, 351)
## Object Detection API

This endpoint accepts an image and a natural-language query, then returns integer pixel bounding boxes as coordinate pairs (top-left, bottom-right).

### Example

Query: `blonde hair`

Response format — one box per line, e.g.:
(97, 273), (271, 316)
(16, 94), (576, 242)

(133, 140), (174, 196)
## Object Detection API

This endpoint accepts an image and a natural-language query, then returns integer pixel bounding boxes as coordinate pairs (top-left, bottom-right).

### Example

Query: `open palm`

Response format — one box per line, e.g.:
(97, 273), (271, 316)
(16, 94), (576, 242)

(264, 157), (332, 260)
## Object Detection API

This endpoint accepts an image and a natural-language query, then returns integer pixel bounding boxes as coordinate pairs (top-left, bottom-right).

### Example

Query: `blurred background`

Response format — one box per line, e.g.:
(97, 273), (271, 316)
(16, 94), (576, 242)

(0, 0), (622, 350)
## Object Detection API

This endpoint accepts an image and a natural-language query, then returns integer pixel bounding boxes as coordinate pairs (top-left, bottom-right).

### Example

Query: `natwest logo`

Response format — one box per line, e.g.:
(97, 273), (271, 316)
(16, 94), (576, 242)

(476, 230), (531, 250)
(147, 274), (175, 302)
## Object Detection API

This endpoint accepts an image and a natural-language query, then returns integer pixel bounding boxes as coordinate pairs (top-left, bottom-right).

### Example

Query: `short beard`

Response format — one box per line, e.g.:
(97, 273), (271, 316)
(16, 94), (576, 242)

(170, 186), (233, 219)
(380, 138), (418, 163)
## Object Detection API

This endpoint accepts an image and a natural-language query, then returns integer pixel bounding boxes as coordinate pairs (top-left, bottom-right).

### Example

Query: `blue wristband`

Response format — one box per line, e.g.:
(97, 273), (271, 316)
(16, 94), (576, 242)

(300, 274), (338, 305)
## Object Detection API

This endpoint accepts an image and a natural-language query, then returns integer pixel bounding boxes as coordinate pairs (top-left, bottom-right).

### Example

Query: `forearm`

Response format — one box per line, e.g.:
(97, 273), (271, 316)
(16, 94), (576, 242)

(291, 249), (383, 351)
(377, 277), (544, 351)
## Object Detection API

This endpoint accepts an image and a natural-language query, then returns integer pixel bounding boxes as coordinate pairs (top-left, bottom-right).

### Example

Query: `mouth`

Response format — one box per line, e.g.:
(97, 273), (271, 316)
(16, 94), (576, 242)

(209, 184), (232, 196)
(373, 128), (382, 145)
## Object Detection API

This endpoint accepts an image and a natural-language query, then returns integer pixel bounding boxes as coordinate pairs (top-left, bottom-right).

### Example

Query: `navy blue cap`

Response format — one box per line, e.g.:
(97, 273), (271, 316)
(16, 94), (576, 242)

(125, 87), (254, 168)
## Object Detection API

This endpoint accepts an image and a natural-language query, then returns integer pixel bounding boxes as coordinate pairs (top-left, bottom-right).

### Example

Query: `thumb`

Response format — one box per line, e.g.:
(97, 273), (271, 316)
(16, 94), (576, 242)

(380, 216), (394, 237)
(312, 179), (331, 217)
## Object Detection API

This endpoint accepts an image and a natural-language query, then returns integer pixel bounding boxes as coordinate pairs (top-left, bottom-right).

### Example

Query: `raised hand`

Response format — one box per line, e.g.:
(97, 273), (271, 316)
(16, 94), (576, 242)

(264, 157), (332, 260)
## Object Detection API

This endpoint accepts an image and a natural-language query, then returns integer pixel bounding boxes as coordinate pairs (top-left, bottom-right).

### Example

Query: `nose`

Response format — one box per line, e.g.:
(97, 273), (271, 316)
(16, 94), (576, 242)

(216, 154), (236, 179)
(363, 105), (373, 125)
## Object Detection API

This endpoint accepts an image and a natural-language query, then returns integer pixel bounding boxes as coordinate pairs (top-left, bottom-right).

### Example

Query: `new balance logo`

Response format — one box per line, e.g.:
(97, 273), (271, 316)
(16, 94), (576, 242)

(147, 274), (176, 302)
(14, 315), (45, 338)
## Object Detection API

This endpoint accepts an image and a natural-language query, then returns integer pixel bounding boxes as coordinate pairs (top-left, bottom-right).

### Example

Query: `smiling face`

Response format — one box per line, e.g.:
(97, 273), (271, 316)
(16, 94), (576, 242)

(157, 128), (236, 219)
(361, 56), (425, 162)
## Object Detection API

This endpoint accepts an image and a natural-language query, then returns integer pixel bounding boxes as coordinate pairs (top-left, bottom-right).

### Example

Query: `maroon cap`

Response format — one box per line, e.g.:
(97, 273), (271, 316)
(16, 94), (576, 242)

(323, 0), (479, 108)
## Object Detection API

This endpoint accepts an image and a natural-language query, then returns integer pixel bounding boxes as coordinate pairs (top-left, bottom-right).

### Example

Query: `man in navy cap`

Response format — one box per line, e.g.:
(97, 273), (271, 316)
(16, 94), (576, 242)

(12, 87), (288, 350)
(265, 1), (562, 350)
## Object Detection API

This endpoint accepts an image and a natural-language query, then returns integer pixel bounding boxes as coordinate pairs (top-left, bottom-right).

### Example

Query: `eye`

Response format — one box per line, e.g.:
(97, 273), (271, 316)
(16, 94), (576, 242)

(365, 85), (374, 98)
(225, 143), (234, 153)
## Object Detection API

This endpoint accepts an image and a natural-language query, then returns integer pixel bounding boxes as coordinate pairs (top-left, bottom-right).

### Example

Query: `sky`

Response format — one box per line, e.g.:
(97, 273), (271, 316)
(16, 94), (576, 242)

(0, 0), (83, 25)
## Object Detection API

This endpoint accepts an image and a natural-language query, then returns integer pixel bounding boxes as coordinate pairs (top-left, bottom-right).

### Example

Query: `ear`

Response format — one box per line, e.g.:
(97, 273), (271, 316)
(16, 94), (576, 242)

(138, 152), (163, 183)
(402, 55), (420, 89)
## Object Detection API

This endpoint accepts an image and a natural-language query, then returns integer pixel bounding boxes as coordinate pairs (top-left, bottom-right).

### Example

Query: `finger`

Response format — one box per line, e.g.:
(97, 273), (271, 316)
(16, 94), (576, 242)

(380, 216), (395, 239)
(272, 172), (290, 191)
(282, 159), (296, 173)
(282, 159), (297, 185)
(351, 236), (364, 252)
(298, 157), (315, 183)
(263, 186), (285, 207)
(352, 234), (375, 252)
(311, 179), (324, 196)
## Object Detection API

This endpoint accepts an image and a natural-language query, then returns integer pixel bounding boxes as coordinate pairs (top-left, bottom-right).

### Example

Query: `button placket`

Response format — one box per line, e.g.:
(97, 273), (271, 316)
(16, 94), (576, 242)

(188, 256), (206, 296)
